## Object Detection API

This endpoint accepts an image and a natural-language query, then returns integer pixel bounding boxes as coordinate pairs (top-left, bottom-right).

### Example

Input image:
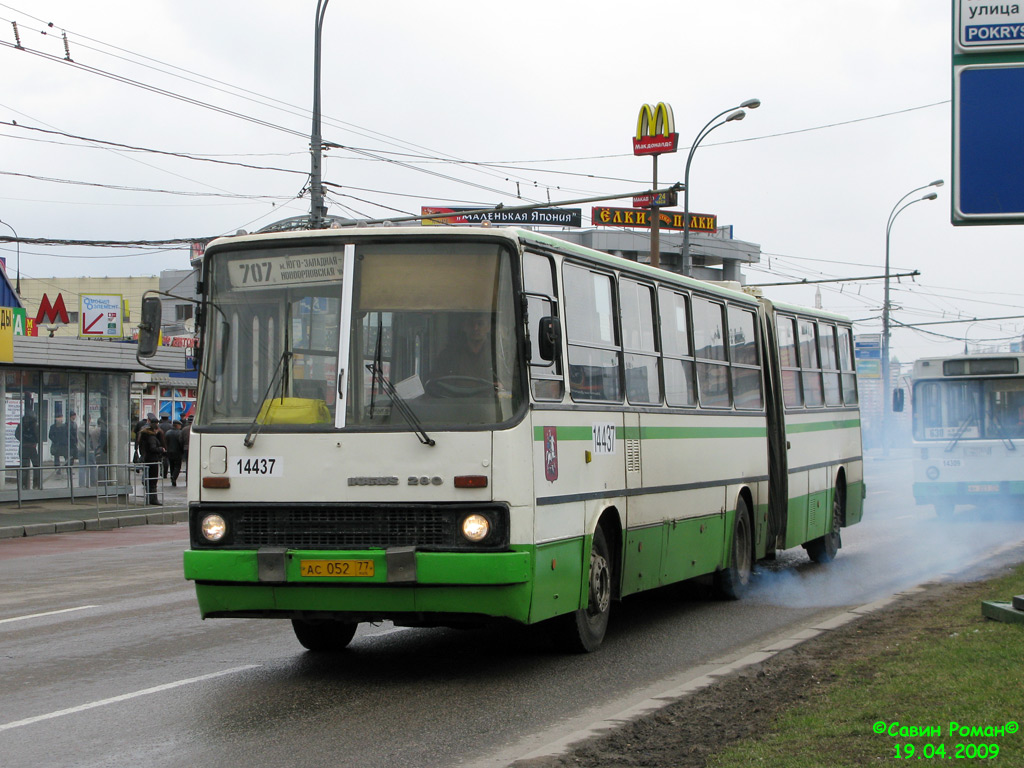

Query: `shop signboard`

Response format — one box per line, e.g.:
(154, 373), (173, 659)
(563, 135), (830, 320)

(79, 294), (124, 339)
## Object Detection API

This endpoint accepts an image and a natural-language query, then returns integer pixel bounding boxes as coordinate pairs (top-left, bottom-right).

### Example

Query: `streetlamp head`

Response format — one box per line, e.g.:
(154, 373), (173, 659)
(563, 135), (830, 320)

(922, 192), (938, 201)
(726, 109), (746, 122)
(930, 179), (945, 188)
(740, 98), (761, 109)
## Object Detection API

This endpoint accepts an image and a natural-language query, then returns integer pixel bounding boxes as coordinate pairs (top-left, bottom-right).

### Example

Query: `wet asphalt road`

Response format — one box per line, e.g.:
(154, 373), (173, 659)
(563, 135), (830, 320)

(1, 452), (1021, 768)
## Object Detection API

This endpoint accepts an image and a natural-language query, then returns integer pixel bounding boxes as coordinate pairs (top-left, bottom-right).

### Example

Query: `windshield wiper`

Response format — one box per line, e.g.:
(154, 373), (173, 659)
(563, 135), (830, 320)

(989, 417), (1017, 451)
(244, 349), (291, 448)
(367, 362), (435, 447)
(945, 410), (977, 453)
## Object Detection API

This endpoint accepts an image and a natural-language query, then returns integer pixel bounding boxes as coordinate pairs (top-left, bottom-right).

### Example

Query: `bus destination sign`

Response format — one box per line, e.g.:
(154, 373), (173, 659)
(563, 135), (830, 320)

(227, 252), (343, 290)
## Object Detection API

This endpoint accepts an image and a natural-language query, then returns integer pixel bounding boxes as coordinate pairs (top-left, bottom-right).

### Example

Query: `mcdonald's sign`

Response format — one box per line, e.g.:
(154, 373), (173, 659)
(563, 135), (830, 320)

(633, 102), (679, 156)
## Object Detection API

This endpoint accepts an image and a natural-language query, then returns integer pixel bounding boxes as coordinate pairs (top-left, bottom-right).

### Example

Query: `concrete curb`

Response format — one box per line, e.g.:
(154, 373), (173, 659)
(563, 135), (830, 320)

(0, 508), (187, 539)
(502, 538), (1024, 767)
(509, 586), (930, 765)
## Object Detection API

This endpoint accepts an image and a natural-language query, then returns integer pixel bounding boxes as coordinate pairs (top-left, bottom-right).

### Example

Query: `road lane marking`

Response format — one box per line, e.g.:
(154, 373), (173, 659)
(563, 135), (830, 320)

(0, 665), (259, 732)
(0, 606), (99, 625)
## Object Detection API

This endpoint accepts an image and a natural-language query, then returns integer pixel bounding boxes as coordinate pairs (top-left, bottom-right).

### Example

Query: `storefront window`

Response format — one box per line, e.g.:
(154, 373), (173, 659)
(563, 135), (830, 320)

(0, 368), (131, 499)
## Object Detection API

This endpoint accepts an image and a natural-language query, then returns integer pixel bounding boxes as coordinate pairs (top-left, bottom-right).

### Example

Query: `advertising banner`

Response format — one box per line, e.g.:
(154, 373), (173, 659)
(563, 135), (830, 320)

(592, 207), (717, 232)
(421, 207), (582, 227)
(78, 294), (123, 338)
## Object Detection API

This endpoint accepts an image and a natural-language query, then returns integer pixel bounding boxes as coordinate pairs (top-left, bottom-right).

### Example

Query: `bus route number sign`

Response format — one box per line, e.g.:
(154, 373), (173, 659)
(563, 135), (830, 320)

(592, 423), (617, 455)
(227, 252), (343, 290)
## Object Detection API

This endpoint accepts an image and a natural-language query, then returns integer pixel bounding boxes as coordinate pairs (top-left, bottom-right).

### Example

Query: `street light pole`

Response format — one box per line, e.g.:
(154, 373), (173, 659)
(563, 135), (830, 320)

(881, 180), (942, 453)
(309, 0), (330, 229)
(680, 98), (760, 274)
(0, 218), (19, 298)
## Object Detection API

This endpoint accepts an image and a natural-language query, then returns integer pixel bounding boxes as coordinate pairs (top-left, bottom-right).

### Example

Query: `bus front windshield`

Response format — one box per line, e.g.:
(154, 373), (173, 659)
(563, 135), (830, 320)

(199, 239), (525, 431)
(913, 378), (1024, 440)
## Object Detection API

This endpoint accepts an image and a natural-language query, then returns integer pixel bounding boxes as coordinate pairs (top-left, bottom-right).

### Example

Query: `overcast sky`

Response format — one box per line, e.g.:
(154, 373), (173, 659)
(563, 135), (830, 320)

(1, 1), (1020, 365)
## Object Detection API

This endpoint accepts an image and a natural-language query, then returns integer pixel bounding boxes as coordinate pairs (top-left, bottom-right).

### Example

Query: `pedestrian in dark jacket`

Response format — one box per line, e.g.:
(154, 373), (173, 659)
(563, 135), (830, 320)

(165, 420), (186, 486)
(48, 415), (68, 476)
(15, 407), (41, 489)
(137, 414), (166, 505)
(181, 417), (192, 471)
(158, 414), (172, 477)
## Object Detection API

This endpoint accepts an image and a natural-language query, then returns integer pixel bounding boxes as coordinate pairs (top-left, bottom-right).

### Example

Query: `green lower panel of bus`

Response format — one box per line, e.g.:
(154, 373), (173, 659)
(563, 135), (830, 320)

(784, 481), (865, 550)
(185, 545), (579, 625)
(184, 547), (532, 584)
(620, 515), (728, 597)
(846, 481), (865, 526)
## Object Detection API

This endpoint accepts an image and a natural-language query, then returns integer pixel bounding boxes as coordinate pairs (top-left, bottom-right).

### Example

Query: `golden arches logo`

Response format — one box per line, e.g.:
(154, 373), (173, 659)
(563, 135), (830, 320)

(633, 102), (678, 156)
(635, 102), (675, 140)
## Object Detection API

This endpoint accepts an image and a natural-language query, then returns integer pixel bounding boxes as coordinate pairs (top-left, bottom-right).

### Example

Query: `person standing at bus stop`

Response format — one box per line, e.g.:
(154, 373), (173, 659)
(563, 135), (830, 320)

(137, 414), (166, 505)
(164, 420), (186, 487)
(15, 404), (41, 489)
(48, 414), (68, 477)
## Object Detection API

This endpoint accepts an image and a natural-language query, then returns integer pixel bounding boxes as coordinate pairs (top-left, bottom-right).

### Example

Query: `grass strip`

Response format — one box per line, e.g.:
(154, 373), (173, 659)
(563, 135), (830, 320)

(712, 565), (1024, 767)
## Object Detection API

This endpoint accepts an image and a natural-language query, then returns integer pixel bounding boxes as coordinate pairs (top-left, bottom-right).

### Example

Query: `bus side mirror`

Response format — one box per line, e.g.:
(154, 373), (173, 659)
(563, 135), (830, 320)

(892, 388), (905, 413)
(538, 317), (562, 362)
(137, 296), (163, 358)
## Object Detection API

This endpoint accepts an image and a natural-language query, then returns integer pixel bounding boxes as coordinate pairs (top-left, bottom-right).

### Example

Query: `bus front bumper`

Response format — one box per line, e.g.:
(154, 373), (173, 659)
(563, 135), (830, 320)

(184, 547), (533, 623)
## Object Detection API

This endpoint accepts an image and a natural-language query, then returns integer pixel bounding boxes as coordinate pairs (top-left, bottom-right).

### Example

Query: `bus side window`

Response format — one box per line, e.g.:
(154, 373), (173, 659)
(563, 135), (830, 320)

(692, 296), (730, 408)
(658, 288), (696, 407)
(620, 279), (661, 405)
(563, 264), (621, 403)
(819, 323), (841, 407)
(728, 306), (762, 410)
(776, 315), (801, 408)
(798, 318), (823, 407)
(837, 326), (858, 405)
(524, 252), (563, 401)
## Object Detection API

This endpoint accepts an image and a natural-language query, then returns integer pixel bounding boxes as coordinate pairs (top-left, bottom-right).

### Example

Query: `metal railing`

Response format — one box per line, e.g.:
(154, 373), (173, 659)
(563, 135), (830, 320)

(4, 460), (182, 509)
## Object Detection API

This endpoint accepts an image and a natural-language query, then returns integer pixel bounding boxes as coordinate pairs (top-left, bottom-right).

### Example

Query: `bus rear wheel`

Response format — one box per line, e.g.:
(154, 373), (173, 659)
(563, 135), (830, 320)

(715, 498), (753, 600)
(291, 619), (358, 652)
(551, 526), (613, 653)
(806, 485), (843, 564)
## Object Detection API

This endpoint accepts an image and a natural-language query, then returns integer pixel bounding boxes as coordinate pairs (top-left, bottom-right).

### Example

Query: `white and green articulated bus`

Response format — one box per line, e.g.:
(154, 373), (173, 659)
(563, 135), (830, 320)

(906, 354), (1024, 518)
(139, 225), (863, 653)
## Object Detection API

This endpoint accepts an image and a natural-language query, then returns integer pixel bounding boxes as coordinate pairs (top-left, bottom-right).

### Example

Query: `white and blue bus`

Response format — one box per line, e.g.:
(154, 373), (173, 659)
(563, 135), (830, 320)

(908, 353), (1024, 518)
(140, 225), (864, 652)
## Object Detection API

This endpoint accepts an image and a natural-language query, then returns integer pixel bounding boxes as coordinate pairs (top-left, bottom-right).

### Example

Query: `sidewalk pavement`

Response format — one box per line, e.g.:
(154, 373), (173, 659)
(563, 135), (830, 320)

(0, 478), (189, 539)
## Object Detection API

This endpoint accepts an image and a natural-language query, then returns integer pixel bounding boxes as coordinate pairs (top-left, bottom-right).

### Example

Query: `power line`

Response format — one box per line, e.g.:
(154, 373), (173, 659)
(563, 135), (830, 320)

(0, 120), (307, 175)
(0, 168), (295, 200)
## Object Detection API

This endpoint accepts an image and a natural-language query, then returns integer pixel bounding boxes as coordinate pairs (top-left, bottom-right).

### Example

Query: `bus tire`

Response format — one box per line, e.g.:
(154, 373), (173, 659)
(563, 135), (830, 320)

(291, 619), (358, 652)
(715, 498), (753, 600)
(806, 485), (843, 564)
(551, 525), (613, 653)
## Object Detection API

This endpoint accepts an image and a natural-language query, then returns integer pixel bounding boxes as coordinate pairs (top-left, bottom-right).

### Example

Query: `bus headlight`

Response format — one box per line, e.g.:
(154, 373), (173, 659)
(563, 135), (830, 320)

(200, 514), (228, 542)
(461, 513), (490, 543)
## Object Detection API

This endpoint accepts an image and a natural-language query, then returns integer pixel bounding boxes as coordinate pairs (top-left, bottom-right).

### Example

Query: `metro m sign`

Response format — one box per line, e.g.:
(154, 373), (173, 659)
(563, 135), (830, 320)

(35, 293), (70, 329)
(633, 102), (679, 156)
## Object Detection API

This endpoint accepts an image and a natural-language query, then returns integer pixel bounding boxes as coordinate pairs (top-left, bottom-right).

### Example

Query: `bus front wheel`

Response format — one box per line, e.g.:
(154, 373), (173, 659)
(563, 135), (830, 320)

(551, 526), (613, 653)
(715, 498), (753, 600)
(291, 619), (358, 652)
